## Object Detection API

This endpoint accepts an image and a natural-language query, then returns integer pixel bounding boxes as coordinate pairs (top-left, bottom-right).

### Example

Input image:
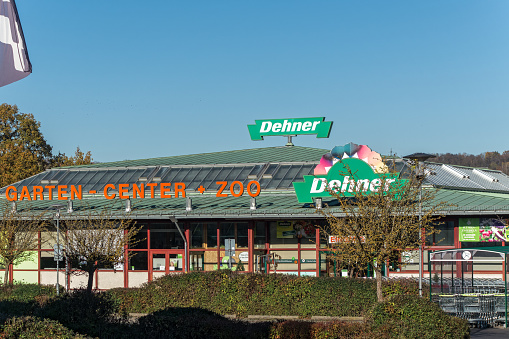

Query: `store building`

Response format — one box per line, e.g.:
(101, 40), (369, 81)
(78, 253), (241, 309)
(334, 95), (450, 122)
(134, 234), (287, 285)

(2, 141), (509, 289)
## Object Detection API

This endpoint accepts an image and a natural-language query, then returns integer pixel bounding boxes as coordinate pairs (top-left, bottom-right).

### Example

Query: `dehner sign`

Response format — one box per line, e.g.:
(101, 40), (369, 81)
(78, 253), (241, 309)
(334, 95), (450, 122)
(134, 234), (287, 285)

(248, 117), (333, 140)
(293, 143), (404, 203)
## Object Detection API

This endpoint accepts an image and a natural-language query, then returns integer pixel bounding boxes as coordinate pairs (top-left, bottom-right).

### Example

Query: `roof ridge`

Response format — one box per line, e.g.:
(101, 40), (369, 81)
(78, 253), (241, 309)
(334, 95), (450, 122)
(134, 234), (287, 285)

(61, 145), (329, 168)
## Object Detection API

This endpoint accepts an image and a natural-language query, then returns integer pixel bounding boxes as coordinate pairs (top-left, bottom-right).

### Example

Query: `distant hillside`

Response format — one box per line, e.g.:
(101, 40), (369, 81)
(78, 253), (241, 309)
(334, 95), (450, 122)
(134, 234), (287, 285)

(431, 151), (509, 175)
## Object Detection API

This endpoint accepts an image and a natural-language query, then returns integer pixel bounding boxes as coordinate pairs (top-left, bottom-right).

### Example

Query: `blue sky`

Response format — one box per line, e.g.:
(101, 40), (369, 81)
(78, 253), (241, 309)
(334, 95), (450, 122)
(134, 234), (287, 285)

(2, 1), (509, 162)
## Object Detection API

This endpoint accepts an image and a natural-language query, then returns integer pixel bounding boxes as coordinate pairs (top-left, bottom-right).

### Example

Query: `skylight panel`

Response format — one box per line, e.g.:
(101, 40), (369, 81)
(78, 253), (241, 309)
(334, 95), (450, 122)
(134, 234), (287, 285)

(473, 169), (499, 182)
(442, 164), (470, 179)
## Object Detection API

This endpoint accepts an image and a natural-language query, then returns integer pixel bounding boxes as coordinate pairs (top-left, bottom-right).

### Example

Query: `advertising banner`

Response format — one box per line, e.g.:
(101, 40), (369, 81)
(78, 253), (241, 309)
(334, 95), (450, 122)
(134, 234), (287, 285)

(276, 221), (315, 239)
(459, 218), (508, 242)
(276, 221), (295, 238)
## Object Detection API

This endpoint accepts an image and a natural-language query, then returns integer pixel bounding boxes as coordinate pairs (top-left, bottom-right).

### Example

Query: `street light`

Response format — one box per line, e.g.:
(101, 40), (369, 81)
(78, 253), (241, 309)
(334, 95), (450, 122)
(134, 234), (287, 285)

(403, 152), (435, 297)
(48, 204), (65, 296)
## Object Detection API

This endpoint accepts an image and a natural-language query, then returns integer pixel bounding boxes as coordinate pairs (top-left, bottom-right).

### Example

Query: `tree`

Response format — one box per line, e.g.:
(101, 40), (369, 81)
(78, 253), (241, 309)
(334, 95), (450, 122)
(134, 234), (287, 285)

(0, 202), (47, 284)
(57, 204), (141, 293)
(0, 104), (53, 187)
(320, 159), (448, 302)
(52, 147), (93, 167)
(0, 104), (94, 187)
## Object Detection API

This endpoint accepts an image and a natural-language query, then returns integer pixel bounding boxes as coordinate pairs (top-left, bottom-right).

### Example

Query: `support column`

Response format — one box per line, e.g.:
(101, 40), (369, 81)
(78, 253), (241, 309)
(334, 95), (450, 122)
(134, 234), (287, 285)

(248, 221), (254, 273)
(216, 222), (220, 270)
(185, 222), (190, 273)
(315, 227), (320, 277)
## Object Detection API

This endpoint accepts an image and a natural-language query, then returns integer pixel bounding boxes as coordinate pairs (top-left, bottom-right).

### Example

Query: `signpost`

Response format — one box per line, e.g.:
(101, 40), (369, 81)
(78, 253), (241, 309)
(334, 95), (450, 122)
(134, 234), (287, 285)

(53, 244), (64, 261)
(225, 239), (235, 269)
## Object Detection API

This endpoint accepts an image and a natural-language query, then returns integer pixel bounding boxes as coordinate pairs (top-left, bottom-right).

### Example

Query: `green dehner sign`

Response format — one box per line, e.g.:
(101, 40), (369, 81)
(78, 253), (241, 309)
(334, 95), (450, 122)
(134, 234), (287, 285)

(293, 158), (401, 203)
(248, 117), (333, 141)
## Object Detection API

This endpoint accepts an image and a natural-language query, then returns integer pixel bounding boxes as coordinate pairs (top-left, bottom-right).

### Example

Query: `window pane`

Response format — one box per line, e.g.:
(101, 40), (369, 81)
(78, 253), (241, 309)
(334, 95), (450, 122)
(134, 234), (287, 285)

(150, 223), (184, 249)
(40, 251), (64, 269)
(435, 221), (454, 246)
(190, 252), (204, 271)
(129, 251), (148, 270)
(207, 224), (217, 248)
(190, 223), (204, 249)
(130, 227), (148, 249)
(220, 223), (235, 248)
(237, 223), (248, 248)
(255, 222), (266, 249)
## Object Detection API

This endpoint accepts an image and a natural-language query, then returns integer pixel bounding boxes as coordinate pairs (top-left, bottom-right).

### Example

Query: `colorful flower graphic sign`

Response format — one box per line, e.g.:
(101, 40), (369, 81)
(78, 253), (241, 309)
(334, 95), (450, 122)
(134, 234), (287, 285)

(293, 142), (401, 203)
(459, 218), (509, 242)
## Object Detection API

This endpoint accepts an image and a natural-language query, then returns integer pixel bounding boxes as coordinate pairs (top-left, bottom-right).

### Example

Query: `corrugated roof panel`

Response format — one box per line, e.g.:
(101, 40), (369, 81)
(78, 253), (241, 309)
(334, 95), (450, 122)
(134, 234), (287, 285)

(61, 146), (328, 168)
(424, 163), (485, 190)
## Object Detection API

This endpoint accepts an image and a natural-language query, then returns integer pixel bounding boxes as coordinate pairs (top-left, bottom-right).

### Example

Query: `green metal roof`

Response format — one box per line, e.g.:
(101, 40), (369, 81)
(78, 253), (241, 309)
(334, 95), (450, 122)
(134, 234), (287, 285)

(64, 146), (329, 168)
(433, 189), (509, 213)
(7, 188), (509, 220)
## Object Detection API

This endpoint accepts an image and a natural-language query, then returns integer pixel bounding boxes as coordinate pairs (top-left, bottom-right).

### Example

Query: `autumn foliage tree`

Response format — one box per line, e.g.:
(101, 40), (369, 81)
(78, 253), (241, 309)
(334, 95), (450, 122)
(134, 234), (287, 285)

(53, 147), (93, 167)
(320, 159), (448, 302)
(0, 103), (93, 187)
(0, 104), (53, 187)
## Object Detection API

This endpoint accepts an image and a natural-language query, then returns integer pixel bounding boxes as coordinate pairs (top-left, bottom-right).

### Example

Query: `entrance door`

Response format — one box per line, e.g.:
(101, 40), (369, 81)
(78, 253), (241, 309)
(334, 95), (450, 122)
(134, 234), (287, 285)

(150, 251), (185, 281)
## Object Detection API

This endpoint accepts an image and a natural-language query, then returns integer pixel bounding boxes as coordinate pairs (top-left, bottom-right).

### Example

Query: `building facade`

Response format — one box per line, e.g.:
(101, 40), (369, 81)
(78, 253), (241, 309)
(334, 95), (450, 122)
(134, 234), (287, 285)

(2, 145), (509, 289)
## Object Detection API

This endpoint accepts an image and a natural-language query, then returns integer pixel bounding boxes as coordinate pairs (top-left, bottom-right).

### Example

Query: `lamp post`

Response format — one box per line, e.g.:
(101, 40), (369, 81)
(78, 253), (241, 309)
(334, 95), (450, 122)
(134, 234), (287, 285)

(49, 205), (64, 296)
(403, 153), (435, 297)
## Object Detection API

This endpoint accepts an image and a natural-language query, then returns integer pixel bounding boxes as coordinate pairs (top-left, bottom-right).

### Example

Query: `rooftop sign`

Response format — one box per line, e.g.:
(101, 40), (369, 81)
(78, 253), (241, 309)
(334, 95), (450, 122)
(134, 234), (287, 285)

(4, 181), (261, 201)
(293, 143), (401, 203)
(247, 117), (333, 141)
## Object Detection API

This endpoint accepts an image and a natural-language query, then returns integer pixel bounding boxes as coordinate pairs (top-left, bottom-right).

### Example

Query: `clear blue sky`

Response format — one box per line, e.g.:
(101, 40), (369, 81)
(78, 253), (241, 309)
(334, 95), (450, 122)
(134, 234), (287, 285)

(2, 1), (509, 162)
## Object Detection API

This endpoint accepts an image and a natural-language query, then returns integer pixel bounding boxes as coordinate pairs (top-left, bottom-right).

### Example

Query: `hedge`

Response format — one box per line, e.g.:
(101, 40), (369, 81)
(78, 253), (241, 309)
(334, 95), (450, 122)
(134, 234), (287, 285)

(108, 271), (426, 317)
(369, 295), (470, 339)
(0, 277), (469, 339)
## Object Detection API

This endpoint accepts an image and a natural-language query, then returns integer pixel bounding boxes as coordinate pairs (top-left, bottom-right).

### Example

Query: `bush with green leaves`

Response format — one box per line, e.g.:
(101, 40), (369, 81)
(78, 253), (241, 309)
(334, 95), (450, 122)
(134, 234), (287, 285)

(35, 289), (129, 338)
(1, 316), (89, 338)
(108, 271), (380, 317)
(369, 295), (469, 339)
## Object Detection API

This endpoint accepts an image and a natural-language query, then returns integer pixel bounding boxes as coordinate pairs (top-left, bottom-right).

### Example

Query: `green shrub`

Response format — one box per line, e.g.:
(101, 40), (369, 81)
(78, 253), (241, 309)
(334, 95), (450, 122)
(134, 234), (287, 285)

(267, 321), (377, 339)
(108, 271), (381, 317)
(1, 316), (88, 338)
(36, 289), (129, 338)
(269, 321), (313, 339)
(0, 283), (56, 317)
(310, 321), (375, 339)
(369, 295), (469, 339)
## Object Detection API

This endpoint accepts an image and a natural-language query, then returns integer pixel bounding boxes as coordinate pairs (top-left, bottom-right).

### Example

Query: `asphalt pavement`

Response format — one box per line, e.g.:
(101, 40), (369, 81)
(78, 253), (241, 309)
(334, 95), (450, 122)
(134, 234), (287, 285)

(470, 327), (509, 338)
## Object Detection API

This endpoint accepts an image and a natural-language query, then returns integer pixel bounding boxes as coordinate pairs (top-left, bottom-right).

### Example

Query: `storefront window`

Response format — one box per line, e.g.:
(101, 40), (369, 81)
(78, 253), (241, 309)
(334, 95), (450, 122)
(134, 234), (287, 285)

(269, 221), (298, 247)
(254, 222), (266, 249)
(190, 223), (204, 248)
(220, 223), (235, 248)
(129, 225), (147, 249)
(41, 232), (57, 250)
(207, 224), (217, 248)
(190, 252), (204, 271)
(40, 251), (64, 269)
(150, 223), (184, 249)
(129, 251), (148, 270)
(426, 221), (454, 246)
(237, 223), (248, 248)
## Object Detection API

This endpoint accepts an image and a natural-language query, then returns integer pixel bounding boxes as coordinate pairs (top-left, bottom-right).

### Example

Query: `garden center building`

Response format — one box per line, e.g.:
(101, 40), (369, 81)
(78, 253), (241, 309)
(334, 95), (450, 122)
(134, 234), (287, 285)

(2, 143), (509, 290)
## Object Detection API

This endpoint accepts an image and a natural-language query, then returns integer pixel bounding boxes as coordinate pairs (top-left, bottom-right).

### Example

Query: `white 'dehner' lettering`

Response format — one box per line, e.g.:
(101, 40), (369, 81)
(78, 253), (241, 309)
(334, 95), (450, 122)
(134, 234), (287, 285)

(260, 120), (321, 133)
(310, 177), (395, 194)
